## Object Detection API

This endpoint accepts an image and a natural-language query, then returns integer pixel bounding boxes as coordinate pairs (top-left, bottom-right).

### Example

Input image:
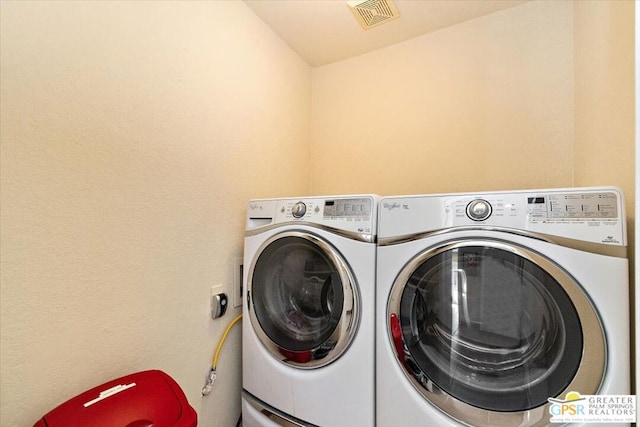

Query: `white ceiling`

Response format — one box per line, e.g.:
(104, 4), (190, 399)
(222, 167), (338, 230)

(244, 0), (529, 67)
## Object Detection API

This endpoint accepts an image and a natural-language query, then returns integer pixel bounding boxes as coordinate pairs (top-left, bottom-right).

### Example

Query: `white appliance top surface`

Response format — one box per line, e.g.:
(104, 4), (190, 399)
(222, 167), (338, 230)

(378, 187), (626, 246)
(247, 195), (379, 235)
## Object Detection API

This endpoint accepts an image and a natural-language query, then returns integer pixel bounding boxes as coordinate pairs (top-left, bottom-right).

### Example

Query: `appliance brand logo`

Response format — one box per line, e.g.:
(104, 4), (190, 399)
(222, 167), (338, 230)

(248, 203), (263, 211)
(383, 201), (409, 211)
(601, 235), (620, 244)
(548, 392), (636, 423)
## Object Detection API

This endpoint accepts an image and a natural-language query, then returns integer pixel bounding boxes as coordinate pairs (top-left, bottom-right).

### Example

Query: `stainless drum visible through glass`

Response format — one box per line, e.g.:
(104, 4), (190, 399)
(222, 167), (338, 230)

(387, 238), (605, 425)
(249, 232), (359, 368)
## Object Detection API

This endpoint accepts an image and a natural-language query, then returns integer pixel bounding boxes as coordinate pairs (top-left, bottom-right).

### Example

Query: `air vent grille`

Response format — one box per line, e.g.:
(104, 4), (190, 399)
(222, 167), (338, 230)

(347, 0), (400, 30)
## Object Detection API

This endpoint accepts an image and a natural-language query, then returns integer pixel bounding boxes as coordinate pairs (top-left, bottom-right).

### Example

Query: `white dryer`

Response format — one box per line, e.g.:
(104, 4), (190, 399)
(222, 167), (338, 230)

(242, 195), (378, 427)
(376, 187), (630, 427)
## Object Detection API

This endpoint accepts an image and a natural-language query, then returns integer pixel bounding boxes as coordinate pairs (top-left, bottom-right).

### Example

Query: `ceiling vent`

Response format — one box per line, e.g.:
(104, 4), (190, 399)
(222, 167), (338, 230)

(347, 0), (400, 30)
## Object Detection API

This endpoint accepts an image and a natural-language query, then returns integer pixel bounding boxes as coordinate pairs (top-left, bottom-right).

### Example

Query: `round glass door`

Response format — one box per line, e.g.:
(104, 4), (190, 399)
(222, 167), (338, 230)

(388, 239), (605, 424)
(249, 232), (359, 368)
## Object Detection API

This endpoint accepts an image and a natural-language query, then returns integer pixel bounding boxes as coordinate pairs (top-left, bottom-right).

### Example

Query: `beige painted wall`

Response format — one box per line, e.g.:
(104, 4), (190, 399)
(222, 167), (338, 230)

(574, 0), (635, 253)
(310, 0), (634, 208)
(0, 1), (310, 426)
(311, 1), (575, 196)
(309, 0), (636, 249)
(574, 0), (635, 194)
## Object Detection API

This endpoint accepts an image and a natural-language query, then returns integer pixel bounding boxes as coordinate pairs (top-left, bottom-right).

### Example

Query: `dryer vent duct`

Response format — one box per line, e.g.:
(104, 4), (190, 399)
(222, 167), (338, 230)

(347, 0), (400, 30)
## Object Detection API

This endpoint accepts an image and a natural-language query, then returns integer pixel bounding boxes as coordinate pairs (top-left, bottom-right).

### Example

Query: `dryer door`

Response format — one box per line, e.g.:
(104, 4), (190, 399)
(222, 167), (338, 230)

(248, 231), (359, 368)
(387, 238), (605, 426)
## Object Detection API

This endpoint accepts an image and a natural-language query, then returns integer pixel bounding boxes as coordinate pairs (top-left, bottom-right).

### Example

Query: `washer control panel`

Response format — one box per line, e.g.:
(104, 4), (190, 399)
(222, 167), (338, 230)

(277, 198), (373, 220)
(247, 196), (378, 235)
(276, 198), (373, 220)
(283, 197), (375, 234)
(322, 198), (372, 219)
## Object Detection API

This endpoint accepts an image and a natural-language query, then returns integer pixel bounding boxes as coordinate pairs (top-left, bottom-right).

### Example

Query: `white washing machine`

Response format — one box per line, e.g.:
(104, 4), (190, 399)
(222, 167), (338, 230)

(242, 195), (378, 427)
(376, 187), (630, 427)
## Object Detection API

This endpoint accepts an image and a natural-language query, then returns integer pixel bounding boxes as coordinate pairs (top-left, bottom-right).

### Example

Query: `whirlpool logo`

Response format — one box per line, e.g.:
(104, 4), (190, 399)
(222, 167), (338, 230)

(601, 235), (620, 244)
(548, 392), (637, 423)
(382, 201), (409, 211)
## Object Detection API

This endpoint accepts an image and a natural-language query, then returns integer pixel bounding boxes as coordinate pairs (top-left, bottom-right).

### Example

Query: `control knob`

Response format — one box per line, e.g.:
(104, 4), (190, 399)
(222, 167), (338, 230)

(466, 199), (492, 221)
(292, 202), (307, 218)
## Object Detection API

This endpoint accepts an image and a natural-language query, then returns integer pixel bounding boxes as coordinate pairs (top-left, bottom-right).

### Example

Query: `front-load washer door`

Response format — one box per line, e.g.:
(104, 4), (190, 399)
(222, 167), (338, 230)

(387, 238), (605, 426)
(248, 231), (359, 368)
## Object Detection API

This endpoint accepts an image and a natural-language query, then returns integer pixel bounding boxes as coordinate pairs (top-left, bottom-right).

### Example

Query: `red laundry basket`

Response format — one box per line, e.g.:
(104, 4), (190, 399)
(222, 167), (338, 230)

(33, 370), (197, 427)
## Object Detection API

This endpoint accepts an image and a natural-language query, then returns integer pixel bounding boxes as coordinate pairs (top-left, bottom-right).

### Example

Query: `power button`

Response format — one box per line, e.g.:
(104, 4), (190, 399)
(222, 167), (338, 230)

(466, 199), (492, 221)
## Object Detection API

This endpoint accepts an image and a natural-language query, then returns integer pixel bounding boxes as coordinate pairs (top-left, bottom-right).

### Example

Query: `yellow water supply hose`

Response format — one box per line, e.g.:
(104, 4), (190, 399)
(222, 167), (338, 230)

(202, 314), (242, 396)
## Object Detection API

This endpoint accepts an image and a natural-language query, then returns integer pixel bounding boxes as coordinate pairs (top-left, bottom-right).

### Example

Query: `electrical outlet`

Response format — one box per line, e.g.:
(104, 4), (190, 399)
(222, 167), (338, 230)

(210, 284), (226, 320)
(233, 258), (243, 308)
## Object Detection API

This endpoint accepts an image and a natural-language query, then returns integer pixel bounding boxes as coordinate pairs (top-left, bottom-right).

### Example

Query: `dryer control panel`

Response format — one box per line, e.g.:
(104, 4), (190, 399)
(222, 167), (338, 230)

(379, 188), (626, 247)
(453, 191), (619, 223)
(527, 192), (618, 220)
